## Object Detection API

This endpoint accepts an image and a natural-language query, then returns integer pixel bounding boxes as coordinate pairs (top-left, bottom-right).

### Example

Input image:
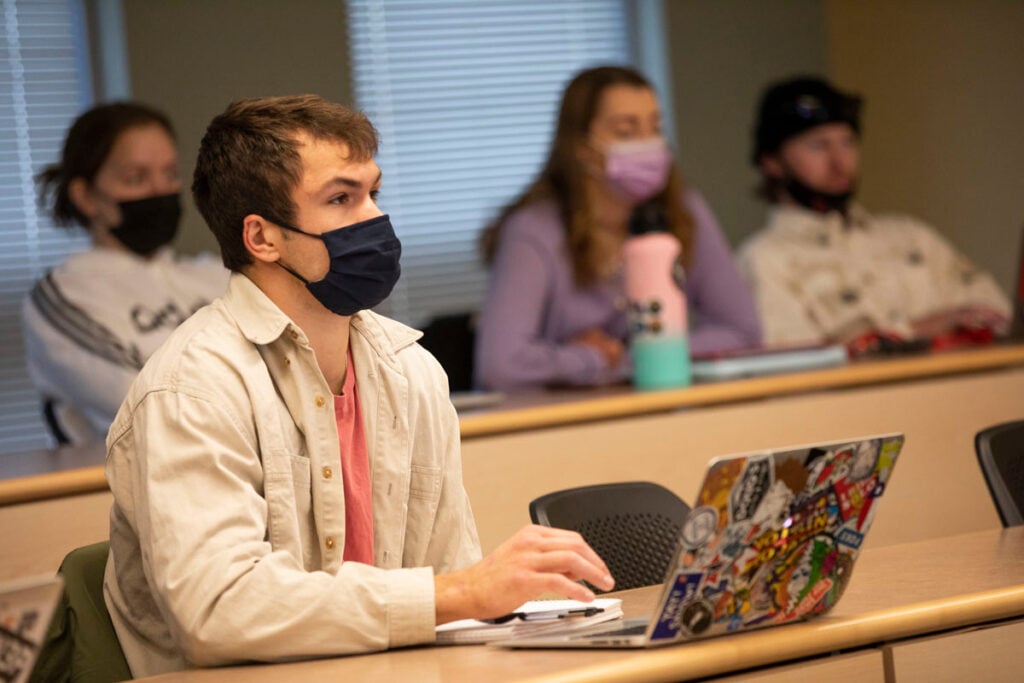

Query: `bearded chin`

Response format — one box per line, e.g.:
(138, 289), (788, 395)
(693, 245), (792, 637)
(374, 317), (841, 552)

(780, 163), (857, 215)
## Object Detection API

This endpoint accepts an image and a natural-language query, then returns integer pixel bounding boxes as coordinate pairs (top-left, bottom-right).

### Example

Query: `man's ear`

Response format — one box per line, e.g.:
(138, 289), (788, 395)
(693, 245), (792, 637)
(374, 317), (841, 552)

(242, 214), (282, 264)
(760, 153), (785, 180)
(68, 178), (98, 219)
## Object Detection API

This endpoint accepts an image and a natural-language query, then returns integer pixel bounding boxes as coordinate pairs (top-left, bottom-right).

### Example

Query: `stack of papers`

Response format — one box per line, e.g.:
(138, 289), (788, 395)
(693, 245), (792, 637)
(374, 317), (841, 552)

(435, 598), (622, 645)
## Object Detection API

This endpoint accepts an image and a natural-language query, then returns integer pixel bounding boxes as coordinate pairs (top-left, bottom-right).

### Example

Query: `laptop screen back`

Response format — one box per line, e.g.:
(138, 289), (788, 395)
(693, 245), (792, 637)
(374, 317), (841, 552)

(649, 434), (904, 643)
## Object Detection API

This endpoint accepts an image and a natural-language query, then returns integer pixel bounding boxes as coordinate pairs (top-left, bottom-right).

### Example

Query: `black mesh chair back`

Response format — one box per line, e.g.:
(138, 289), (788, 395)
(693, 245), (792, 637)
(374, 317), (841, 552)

(418, 312), (476, 392)
(529, 481), (691, 592)
(975, 420), (1024, 527)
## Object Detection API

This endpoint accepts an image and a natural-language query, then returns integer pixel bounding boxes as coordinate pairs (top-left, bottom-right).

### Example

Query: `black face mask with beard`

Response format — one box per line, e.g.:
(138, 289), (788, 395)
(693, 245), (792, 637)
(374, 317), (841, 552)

(783, 175), (855, 215)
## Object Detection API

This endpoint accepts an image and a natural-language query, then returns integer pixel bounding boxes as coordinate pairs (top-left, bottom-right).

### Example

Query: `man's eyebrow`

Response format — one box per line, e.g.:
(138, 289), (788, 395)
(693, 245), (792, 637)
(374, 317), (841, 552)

(318, 170), (383, 194)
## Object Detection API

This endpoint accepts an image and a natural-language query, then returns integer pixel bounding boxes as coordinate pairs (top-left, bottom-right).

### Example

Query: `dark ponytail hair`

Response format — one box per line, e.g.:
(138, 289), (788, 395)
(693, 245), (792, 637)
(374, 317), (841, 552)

(37, 101), (175, 228)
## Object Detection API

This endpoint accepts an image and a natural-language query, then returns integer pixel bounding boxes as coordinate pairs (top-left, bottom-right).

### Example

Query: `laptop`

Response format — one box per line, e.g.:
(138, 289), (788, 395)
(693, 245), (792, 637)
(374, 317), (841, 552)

(449, 390), (506, 412)
(0, 574), (63, 683)
(691, 343), (848, 382)
(499, 433), (904, 649)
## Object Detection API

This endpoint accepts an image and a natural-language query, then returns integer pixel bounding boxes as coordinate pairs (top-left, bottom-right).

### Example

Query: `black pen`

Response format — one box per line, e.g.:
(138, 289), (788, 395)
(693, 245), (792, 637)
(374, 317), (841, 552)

(481, 606), (604, 624)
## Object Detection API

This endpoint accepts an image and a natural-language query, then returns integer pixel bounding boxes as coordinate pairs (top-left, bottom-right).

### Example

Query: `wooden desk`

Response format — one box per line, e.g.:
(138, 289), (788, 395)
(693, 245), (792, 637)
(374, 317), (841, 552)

(459, 343), (1024, 438)
(136, 527), (1024, 683)
(2, 344), (1023, 580)
(0, 442), (105, 505)
(3, 344), (1023, 507)
(461, 350), (1024, 553)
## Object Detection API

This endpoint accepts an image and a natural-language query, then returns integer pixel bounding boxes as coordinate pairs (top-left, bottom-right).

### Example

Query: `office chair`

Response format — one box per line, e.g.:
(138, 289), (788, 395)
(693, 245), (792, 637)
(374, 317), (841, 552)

(975, 420), (1024, 527)
(529, 481), (691, 592)
(42, 399), (71, 445)
(418, 312), (477, 392)
(30, 541), (132, 683)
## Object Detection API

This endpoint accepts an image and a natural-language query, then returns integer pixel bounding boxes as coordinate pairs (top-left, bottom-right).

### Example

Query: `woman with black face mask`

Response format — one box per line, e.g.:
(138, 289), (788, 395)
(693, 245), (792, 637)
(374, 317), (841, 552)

(22, 102), (228, 445)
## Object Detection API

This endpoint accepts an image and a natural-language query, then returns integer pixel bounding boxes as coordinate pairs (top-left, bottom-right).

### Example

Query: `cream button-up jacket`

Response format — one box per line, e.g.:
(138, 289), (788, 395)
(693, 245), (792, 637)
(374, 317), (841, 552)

(104, 273), (481, 677)
(738, 204), (1011, 346)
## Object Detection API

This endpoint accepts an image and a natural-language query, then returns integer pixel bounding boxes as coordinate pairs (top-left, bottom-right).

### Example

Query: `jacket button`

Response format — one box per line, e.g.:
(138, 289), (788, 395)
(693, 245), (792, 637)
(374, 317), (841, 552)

(322, 466), (333, 479)
(284, 357), (291, 366)
(325, 537), (335, 550)
(289, 329), (299, 340)
(315, 395), (326, 408)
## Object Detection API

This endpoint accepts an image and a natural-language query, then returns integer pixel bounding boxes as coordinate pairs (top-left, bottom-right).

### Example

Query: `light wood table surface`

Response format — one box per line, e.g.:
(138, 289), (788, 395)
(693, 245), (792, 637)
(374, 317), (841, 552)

(136, 527), (1024, 683)
(2, 344), (1023, 582)
(458, 343), (1024, 438)
(3, 343), (1023, 507)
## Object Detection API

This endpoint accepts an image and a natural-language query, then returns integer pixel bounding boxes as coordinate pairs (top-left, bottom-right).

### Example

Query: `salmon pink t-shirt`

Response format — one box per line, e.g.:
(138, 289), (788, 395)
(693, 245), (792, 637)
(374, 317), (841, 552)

(334, 349), (374, 564)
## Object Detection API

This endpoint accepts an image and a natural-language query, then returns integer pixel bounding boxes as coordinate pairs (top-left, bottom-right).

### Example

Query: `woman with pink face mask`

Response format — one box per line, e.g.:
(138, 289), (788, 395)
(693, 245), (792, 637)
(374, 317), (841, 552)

(475, 65), (761, 391)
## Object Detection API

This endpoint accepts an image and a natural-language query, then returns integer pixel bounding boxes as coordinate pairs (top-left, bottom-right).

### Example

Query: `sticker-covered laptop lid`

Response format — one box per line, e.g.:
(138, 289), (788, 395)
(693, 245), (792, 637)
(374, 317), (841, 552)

(651, 434), (904, 642)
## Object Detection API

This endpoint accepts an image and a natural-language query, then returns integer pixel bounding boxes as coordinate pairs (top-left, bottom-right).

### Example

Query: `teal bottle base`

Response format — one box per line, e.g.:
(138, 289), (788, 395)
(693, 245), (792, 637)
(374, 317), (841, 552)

(631, 336), (692, 390)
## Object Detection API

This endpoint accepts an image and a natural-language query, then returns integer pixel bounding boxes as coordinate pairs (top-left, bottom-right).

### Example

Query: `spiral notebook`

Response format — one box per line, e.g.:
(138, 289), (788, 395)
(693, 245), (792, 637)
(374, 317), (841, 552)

(436, 598), (622, 644)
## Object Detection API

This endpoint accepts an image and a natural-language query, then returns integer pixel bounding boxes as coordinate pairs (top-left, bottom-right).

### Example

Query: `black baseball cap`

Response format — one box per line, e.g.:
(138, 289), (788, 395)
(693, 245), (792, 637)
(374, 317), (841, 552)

(752, 76), (862, 165)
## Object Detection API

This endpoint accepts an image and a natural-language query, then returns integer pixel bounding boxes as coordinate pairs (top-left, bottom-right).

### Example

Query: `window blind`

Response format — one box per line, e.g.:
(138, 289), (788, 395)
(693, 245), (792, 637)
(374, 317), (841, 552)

(1, 0), (91, 453)
(346, 0), (633, 327)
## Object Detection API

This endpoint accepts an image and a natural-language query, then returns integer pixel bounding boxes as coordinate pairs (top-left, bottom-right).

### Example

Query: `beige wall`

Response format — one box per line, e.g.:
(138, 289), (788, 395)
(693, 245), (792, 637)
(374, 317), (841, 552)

(664, 0), (829, 248)
(120, 0), (352, 257)
(825, 0), (1024, 294)
(115, 0), (1020, 292)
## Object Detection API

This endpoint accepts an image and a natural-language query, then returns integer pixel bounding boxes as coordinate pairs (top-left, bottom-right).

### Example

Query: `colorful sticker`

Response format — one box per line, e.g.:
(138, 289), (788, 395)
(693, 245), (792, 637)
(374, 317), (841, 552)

(836, 527), (864, 549)
(730, 457), (773, 523)
(741, 490), (833, 579)
(698, 459), (746, 514)
(651, 571), (703, 641)
(834, 474), (878, 522)
(786, 576), (833, 620)
(680, 600), (714, 635)
(682, 506), (719, 549)
(877, 439), (901, 480)
(849, 439), (881, 480)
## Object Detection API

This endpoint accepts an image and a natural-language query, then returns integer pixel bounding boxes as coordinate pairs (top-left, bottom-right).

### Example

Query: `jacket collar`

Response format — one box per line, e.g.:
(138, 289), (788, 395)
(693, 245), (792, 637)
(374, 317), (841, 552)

(766, 202), (871, 237)
(351, 309), (423, 366)
(223, 272), (422, 358)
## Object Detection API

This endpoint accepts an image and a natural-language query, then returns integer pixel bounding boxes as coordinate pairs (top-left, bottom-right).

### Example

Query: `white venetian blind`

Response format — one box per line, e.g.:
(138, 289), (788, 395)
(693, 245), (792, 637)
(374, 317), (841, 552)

(0, 0), (91, 453)
(346, 0), (633, 327)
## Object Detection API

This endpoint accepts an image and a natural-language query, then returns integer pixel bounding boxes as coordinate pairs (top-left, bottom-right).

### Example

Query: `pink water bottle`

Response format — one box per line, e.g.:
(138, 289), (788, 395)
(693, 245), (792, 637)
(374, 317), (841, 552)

(622, 203), (692, 389)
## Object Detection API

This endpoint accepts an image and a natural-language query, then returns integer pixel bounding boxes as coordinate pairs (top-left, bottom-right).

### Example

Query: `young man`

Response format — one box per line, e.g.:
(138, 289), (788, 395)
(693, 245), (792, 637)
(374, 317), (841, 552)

(103, 95), (613, 676)
(738, 76), (1010, 347)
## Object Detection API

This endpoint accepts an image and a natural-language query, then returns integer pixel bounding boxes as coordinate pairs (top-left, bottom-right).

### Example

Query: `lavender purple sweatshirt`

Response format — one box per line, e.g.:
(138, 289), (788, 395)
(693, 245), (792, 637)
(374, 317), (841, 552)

(474, 190), (762, 390)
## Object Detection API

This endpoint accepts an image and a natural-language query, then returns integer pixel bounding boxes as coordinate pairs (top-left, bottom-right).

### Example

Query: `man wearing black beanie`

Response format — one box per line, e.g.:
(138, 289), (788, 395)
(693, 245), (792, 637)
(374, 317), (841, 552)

(738, 76), (1009, 349)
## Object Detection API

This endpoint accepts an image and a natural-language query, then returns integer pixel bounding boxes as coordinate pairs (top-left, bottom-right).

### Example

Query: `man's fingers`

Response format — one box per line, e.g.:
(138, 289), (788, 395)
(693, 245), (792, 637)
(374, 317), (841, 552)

(538, 574), (597, 603)
(528, 549), (614, 592)
(533, 527), (612, 578)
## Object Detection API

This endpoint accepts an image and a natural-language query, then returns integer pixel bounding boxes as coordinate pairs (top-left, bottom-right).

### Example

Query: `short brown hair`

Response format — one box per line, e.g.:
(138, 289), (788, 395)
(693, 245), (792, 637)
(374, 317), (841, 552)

(192, 94), (379, 271)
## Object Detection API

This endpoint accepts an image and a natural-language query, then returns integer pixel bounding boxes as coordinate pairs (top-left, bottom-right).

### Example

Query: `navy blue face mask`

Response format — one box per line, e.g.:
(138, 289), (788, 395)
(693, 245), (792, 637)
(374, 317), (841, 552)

(275, 214), (402, 316)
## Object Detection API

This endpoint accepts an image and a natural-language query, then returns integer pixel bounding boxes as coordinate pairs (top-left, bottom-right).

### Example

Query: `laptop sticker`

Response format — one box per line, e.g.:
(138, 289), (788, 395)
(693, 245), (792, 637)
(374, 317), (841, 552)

(651, 572), (703, 641)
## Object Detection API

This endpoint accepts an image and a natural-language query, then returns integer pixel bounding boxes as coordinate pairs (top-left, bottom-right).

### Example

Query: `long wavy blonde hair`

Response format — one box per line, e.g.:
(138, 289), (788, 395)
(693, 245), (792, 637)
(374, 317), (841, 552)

(481, 65), (694, 287)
